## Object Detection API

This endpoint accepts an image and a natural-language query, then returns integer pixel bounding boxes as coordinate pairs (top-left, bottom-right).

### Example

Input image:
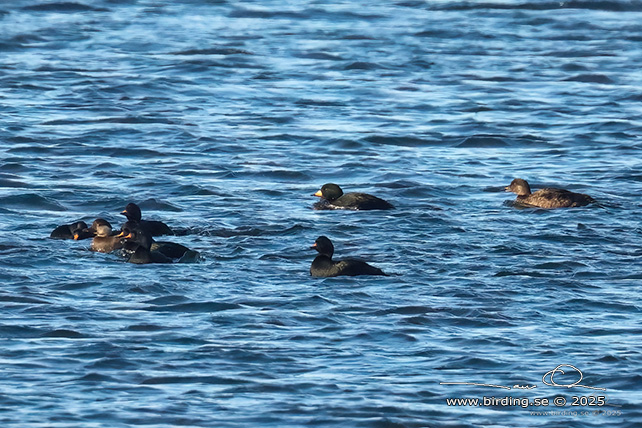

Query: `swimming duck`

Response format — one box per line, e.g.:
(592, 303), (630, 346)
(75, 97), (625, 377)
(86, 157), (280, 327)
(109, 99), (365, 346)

(121, 226), (172, 264)
(119, 221), (190, 259)
(505, 178), (595, 209)
(312, 183), (394, 210)
(76, 219), (123, 253)
(120, 202), (173, 236)
(50, 221), (90, 240)
(310, 236), (387, 277)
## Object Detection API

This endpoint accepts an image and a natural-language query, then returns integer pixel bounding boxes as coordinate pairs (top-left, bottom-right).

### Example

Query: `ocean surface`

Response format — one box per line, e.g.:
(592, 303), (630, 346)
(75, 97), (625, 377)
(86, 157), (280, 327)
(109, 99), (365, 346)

(1, 1), (641, 427)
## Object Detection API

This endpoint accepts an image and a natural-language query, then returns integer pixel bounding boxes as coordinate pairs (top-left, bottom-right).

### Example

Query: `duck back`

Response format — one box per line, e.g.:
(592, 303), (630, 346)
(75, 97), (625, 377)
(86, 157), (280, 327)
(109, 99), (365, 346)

(311, 255), (387, 277)
(519, 188), (594, 209)
(128, 247), (172, 264)
(315, 192), (394, 211)
(50, 221), (88, 239)
(140, 219), (174, 236)
(150, 241), (190, 259)
(91, 236), (123, 253)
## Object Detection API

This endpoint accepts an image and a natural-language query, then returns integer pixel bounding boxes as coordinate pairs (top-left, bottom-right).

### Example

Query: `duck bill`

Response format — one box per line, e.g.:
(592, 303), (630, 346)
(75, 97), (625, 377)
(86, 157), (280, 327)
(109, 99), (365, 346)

(312, 190), (323, 197)
(74, 228), (95, 240)
(123, 233), (133, 239)
(310, 242), (317, 249)
(120, 210), (128, 216)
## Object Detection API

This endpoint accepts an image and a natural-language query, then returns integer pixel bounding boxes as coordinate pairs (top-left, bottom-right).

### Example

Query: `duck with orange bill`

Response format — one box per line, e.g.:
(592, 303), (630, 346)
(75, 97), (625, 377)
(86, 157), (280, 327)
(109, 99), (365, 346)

(50, 221), (90, 240)
(74, 219), (123, 253)
(119, 221), (197, 263)
(312, 183), (394, 210)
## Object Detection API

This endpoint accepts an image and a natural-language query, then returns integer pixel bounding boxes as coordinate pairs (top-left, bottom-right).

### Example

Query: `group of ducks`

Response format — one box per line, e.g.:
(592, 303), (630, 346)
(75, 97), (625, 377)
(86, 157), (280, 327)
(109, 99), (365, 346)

(49, 179), (595, 274)
(50, 202), (197, 264)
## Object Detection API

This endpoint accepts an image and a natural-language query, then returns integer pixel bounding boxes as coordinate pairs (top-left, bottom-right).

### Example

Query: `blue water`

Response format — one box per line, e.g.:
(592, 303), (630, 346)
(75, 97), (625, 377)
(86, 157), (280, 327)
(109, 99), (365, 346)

(1, 1), (641, 427)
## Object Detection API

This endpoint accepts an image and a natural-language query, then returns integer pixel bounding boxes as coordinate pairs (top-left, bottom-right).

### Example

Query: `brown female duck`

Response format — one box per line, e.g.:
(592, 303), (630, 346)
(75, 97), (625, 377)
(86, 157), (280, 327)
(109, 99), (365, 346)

(505, 178), (595, 209)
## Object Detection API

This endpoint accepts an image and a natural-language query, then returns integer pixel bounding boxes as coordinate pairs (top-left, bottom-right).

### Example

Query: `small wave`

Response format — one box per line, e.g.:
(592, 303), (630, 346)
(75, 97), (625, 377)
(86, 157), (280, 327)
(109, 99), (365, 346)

(533, 261), (588, 270)
(141, 375), (244, 385)
(344, 61), (383, 71)
(546, 49), (616, 58)
(401, 315), (432, 325)
(0, 194), (67, 212)
(0, 178), (30, 188)
(144, 302), (242, 313)
(437, 356), (508, 370)
(494, 270), (551, 278)
(10, 34), (46, 44)
(197, 226), (264, 237)
(170, 47), (253, 56)
(596, 354), (627, 362)
(125, 324), (168, 332)
(144, 295), (190, 305)
(295, 98), (346, 107)
(415, 29), (466, 39)
(1, 160), (38, 171)
(76, 373), (120, 382)
(566, 298), (638, 312)
(42, 116), (179, 126)
(456, 135), (508, 148)
(339, 34), (376, 40)
(561, 62), (591, 72)
(132, 199), (182, 212)
(375, 306), (436, 315)
(22, 2), (109, 12)
(40, 329), (85, 338)
(363, 135), (443, 147)
(563, 74), (615, 84)
(253, 115), (295, 125)
(228, 8), (305, 19)
(429, 1), (642, 12)
(0, 294), (50, 304)
(55, 281), (101, 290)
(89, 146), (165, 158)
(295, 52), (345, 61)
(0, 325), (43, 338)
(237, 169), (311, 180)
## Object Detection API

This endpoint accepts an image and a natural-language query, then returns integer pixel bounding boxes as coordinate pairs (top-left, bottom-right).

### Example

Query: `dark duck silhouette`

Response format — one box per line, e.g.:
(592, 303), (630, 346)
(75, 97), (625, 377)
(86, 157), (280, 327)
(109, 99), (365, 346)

(120, 202), (173, 236)
(121, 226), (173, 264)
(312, 183), (394, 210)
(310, 236), (387, 277)
(75, 219), (123, 253)
(119, 221), (191, 260)
(50, 221), (90, 240)
(505, 178), (595, 209)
